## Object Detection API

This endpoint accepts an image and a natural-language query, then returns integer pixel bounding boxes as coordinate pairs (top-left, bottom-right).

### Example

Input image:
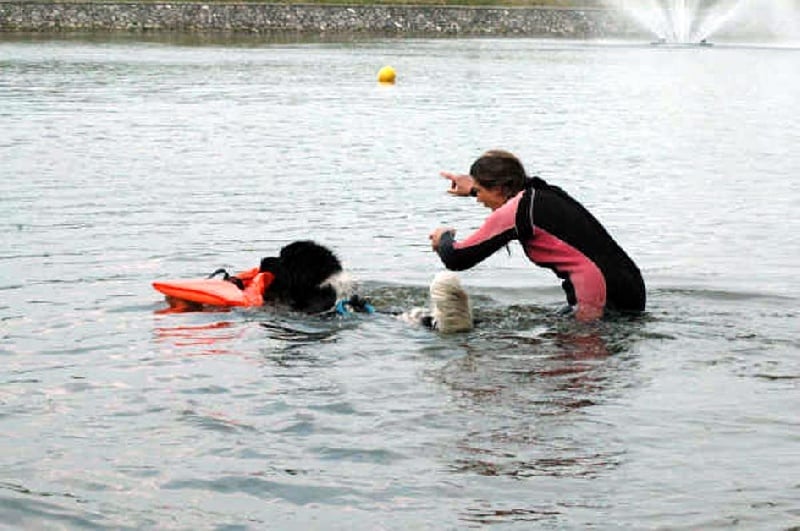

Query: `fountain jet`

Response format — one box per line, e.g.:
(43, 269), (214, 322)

(605, 0), (752, 45)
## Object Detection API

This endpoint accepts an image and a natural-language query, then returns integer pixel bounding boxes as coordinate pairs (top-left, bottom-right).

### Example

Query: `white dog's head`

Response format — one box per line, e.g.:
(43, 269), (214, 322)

(429, 271), (473, 334)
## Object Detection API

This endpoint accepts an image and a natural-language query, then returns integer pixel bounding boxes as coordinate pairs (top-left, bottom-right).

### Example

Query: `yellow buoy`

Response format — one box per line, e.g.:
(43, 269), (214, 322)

(377, 65), (396, 84)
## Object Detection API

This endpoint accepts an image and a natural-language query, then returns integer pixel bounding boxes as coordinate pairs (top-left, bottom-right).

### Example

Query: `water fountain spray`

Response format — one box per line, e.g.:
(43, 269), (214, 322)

(604, 0), (767, 45)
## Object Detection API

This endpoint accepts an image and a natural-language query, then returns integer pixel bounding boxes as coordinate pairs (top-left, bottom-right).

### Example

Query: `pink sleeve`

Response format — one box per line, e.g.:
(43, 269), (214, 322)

(454, 194), (521, 250)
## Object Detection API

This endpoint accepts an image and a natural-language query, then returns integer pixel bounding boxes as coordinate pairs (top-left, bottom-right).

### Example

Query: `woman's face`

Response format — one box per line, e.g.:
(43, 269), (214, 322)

(471, 182), (507, 211)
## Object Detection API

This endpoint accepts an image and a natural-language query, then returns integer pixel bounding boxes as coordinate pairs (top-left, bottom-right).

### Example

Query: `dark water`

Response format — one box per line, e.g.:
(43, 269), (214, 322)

(1, 34), (799, 529)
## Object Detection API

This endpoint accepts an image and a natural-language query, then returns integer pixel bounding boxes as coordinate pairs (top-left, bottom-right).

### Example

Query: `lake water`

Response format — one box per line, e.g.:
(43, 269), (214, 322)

(1, 33), (798, 529)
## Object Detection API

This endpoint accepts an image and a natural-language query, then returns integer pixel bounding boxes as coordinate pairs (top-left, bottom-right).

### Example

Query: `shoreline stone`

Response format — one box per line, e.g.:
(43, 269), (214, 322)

(0, 3), (647, 37)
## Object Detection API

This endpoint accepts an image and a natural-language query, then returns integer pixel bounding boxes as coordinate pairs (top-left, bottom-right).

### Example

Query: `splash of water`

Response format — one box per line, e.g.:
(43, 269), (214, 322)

(605, 0), (799, 43)
(693, 0), (747, 41)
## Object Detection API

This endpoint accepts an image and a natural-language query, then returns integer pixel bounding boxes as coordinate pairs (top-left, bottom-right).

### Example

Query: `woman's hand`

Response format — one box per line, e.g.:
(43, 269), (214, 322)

(441, 171), (474, 197)
(429, 227), (455, 250)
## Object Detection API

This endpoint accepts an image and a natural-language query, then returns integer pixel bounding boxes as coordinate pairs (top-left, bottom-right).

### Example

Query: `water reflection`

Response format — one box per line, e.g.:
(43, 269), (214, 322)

(437, 315), (643, 492)
(461, 505), (563, 525)
(153, 319), (243, 357)
(433, 318), (645, 525)
(152, 308), (350, 360)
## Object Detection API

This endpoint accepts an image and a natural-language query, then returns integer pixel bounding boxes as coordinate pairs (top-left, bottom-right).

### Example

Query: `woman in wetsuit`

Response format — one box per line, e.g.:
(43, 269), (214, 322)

(429, 150), (646, 321)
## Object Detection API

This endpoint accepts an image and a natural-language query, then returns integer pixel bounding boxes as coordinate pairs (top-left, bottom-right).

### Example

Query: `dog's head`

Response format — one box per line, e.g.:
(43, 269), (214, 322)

(429, 271), (473, 333)
(259, 240), (351, 313)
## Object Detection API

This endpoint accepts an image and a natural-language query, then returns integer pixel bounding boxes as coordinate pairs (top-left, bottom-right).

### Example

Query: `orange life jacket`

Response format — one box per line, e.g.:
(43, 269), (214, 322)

(153, 267), (274, 308)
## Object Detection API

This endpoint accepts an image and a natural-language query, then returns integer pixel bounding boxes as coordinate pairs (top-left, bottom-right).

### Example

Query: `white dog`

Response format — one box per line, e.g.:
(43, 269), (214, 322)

(401, 271), (473, 333)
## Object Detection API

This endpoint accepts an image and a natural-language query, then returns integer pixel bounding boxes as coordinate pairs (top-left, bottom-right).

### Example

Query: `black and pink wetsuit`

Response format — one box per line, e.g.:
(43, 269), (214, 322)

(435, 177), (646, 320)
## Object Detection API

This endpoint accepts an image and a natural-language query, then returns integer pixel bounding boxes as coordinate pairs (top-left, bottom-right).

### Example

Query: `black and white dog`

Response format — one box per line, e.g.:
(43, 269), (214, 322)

(259, 241), (473, 332)
(259, 240), (353, 313)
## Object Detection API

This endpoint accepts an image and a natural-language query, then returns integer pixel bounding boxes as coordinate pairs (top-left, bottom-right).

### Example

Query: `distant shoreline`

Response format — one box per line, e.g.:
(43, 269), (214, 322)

(0, 3), (645, 37)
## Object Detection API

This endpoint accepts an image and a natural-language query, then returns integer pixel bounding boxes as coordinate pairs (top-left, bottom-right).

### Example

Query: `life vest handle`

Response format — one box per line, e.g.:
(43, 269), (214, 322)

(207, 268), (244, 290)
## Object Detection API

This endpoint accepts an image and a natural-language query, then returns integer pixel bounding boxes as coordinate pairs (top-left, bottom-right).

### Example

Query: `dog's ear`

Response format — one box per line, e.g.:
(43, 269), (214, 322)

(259, 256), (289, 298)
(259, 256), (281, 274)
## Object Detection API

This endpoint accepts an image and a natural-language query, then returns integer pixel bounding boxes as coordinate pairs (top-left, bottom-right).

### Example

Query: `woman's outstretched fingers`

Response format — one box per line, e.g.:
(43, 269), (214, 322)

(441, 171), (458, 192)
(440, 171), (473, 196)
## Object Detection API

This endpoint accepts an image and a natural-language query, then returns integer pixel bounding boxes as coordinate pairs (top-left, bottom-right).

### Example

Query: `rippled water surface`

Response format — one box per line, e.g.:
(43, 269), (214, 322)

(1, 34), (799, 529)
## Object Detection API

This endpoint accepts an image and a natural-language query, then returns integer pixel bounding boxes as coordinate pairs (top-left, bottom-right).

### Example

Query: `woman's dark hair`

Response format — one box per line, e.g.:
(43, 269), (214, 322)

(469, 150), (528, 199)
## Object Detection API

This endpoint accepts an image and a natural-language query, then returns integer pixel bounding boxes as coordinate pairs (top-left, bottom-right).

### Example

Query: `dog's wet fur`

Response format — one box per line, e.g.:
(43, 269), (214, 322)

(400, 271), (474, 333)
(259, 240), (352, 313)
(257, 241), (471, 330)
